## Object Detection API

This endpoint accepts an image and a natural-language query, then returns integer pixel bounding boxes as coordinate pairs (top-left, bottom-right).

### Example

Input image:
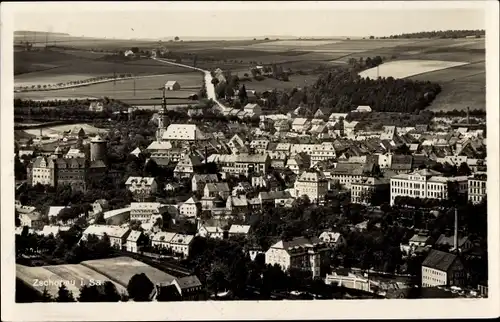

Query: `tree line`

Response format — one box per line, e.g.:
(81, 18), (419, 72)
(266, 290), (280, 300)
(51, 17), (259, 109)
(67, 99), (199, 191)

(383, 30), (485, 39)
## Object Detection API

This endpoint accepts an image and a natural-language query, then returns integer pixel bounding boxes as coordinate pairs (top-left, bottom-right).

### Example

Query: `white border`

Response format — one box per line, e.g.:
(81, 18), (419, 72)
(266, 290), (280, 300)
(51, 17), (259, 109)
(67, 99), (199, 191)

(2, 1), (499, 321)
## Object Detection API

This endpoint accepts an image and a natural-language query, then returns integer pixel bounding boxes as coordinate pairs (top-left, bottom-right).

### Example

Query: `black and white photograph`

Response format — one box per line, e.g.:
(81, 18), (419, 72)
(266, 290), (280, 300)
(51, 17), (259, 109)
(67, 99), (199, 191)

(1, 1), (499, 321)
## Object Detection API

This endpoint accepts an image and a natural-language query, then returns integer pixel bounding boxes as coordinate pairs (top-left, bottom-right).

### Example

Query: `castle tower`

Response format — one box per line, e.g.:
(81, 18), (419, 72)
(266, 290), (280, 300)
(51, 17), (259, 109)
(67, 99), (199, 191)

(90, 135), (107, 162)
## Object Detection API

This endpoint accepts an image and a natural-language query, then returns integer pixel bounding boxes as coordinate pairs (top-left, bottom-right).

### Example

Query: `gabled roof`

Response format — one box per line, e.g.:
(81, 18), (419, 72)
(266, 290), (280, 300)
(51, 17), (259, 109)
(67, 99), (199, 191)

(152, 231), (176, 243)
(270, 236), (324, 252)
(435, 234), (470, 248)
(228, 224), (251, 234)
(170, 233), (194, 245)
(205, 182), (230, 193)
(175, 276), (202, 290)
(422, 249), (459, 272)
(127, 230), (143, 242)
(125, 176), (156, 185)
(162, 124), (207, 141)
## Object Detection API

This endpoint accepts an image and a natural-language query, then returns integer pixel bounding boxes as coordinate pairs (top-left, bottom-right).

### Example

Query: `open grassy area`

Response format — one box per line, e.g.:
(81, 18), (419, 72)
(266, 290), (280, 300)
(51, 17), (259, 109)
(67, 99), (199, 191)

(16, 263), (126, 298)
(359, 60), (469, 79)
(81, 256), (176, 287)
(15, 72), (203, 103)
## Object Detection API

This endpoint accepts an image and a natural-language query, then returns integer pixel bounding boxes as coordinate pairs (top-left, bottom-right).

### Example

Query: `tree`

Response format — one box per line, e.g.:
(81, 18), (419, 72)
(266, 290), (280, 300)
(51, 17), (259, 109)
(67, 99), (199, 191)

(40, 287), (53, 302)
(238, 84), (248, 104)
(127, 273), (154, 301)
(101, 281), (121, 302)
(78, 284), (101, 302)
(174, 36), (180, 41)
(457, 162), (472, 176)
(55, 283), (76, 302)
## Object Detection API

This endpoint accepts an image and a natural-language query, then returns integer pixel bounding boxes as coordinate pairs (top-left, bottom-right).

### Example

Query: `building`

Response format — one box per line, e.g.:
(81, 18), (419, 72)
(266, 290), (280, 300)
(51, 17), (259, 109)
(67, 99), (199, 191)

(228, 224), (251, 237)
(90, 135), (107, 162)
(89, 101), (104, 112)
(243, 103), (262, 115)
(468, 173), (487, 204)
(328, 162), (374, 190)
(125, 177), (158, 200)
(203, 182), (231, 200)
(54, 158), (89, 192)
(170, 276), (203, 300)
(352, 105), (372, 113)
(318, 231), (346, 249)
(19, 212), (44, 230)
(130, 202), (165, 224)
(192, 174), (219, 193)
(80, 225), (131, 249)
(168, 233), (194, 258)
(151, 231), (177, 249)
(126, 230), (147, 253)
(174, 154), (203, 179)
(291, 118), (311, 133)
(294, 170), (328, 203)
(64, 148), (86, 159)
(162, 124), (207, 142)
(165, 81), (181, 91)
(325, 269), (372, 292)
(435, 234), (473, 253)
(30, 156), (56, 186)
(265, 237), (328, 278)
(390, 169), (469, 206)
(351, 177), (390, 205)
(421, 249), (466, 288)
(207, 153), (270, 176)
(179, 197), (200, 219)
(197, 225), (225, 239)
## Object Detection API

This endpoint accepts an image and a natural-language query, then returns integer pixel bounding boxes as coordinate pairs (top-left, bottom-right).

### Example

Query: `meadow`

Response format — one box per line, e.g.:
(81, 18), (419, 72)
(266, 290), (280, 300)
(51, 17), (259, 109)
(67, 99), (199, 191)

(15, 72), (203, 104)
(23, 123), (108, 137)
(81, 256), (176, 287)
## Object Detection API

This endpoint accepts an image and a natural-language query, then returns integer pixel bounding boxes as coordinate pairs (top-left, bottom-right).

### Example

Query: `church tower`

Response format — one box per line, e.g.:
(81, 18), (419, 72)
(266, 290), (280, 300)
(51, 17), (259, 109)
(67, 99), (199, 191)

(156, 88), (168, 142)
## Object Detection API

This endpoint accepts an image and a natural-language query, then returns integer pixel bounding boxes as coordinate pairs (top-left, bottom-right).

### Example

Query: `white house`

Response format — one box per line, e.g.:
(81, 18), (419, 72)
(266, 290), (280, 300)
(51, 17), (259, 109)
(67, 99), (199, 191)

(151, 231), (177, 249)
(165, 81), (181, 91)
(89, 101), (104, 112)
(125, 177), (158, 199)
(294, 170), (328, 203)
(80, 225), (131, 249)
(197, 225), (225, 239)
(126, 230), (144, 253)
(318, 231), (346, 249)
(244, 103), (262, 116)
(179, 197), (200, 219)
(228, 224), (251, 237)
(168, 233), (194, 258)
(352, 105), (372, 113)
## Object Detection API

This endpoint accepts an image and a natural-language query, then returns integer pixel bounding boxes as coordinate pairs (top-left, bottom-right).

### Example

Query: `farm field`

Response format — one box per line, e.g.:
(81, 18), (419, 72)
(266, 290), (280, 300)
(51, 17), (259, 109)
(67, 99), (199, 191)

(81, 256), (176, 287)
(408, 61), (485, 83)
(15, 72), (203, 103)
(23, 123), (108, 136)
(358, 60), (469, 79)
(16, 263), (127, 298)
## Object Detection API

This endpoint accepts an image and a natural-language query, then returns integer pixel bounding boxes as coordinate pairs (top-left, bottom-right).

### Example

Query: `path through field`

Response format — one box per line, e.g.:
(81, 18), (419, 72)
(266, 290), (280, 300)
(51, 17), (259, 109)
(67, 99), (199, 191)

(152, 57), (229, 112)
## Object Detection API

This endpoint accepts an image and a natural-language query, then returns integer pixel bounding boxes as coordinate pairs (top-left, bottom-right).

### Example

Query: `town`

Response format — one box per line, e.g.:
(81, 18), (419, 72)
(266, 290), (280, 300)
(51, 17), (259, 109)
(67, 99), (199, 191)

(12, 28), (488, 302)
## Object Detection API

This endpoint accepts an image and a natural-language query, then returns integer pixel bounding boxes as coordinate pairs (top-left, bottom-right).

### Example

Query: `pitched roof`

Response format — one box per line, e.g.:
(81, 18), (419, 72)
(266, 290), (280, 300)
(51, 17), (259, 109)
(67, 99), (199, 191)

(422, 249), (459, 272)
(271, 236), (324, 252)
(205, 182), (230, 193)
(152, 231), (176, 243)
(82, 224), (130, 239)
(170, 233), (194, 245)
(175, 275), (202, 290)
(125, 176), (156, 185)
(162, 124), (206, 141)
(435, 234), (470, 248)
(228, 224), (251, 234)
(127, 230), (143, 242)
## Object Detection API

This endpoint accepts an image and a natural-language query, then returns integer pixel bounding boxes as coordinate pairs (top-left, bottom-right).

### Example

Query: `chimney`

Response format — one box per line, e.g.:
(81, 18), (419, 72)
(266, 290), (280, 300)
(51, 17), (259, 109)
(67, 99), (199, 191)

(454, 208), (458, 253)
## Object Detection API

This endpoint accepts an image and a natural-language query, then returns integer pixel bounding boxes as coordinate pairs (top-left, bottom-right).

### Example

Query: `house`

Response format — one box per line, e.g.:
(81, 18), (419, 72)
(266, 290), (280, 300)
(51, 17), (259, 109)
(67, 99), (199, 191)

(169, 233), (194, 258)
(325, 269), (372, 292)
(318, 231), (346, 249)
(259, 190), (293, 207)
(47, 206), (70, 221)
(37, 225), (71, 237)
(164, 182), (181, 192)
(294, 170), (328, 203)
(421, 249), (466, 287)
(228, 134), (249, 154)
(165, 81), (181, 91)
(126, 230), (147, 253)
(329, 113), (348, 121)
(80, 225), (131, 249)
(468, 173), (487, 204)
(286, 154), (309, 174)
(313, 108), (330, 119)
(274, 119), (291, 132)
(204, 182), (231, 199)
(352, 105), (372, 113)
(274, 192), (295, 208)
(130, 147), (142, 158)
(19, 212), (44, 230)
(435, 234), (473, 253)
(179, 197), (201, 219)
(351, 177), (390, 205)
(174, 154), (203, 179)
(265, 237), (329, 278)
(244, 103), (262, 115)
(124, 50), (134, 57)
(226, 195), (249, 214)
(130, 202), (165, 224)
(89, 101), (104, 112)
(30, 156), (56, 187)
(232, 182), (253, 196)
(125, 177), (158, 200)
(91, 199), (109, 217)
(207, 153), (270, 176)
(228, 224), (251, 237)
(197, 225), (225, 239)
(400, 233), (433, 255)
(151, 231), (177, 249)
(192, 174), (219, 193)
(170, 276), (203, 301)
(292, 118), (311, 133)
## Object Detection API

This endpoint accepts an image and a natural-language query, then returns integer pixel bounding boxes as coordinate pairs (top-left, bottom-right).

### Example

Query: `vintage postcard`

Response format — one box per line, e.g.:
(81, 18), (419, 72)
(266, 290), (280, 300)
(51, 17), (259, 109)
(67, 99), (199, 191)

(1, 1), (499, 321)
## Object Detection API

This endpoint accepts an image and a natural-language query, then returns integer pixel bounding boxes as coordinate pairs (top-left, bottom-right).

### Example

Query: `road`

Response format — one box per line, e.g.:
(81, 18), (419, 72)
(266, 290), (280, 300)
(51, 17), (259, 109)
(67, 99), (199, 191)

(152, 57), (228, 113)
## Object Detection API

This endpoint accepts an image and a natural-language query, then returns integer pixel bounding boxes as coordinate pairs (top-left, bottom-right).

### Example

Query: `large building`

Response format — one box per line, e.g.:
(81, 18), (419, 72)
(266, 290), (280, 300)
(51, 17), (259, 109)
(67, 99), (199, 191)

(421, 249), (466, 288)
(162, 124), (207, 142)
(130, 202), (167, 224)
(90, 135), (107, 162)
(125, 177), (158, 200)
(351, 177), (390, 205)
(294, 170), (328, 203)
(389, 169), (469, 206)
(265, 237), (328, 278)
(207, 153), (270, 176)
(468, 172), (487, 204)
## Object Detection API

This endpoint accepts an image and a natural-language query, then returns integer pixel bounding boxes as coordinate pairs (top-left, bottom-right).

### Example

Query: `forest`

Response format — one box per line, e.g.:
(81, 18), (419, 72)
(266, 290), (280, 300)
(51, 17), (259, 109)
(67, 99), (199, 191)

(383, 29), (485, 39)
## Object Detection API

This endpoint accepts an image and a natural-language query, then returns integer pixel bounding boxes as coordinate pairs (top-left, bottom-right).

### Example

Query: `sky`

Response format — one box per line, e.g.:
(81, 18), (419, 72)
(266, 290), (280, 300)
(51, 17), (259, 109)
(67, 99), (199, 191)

(11, 2), (486, 40)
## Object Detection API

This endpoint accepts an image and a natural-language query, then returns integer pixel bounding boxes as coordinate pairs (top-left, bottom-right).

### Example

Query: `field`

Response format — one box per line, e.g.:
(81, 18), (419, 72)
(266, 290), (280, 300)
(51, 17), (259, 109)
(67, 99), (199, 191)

(236, 73), (321, 92)
(16, 263), (127, 298)
(358, 60), (469, 79)
(23, 123), (108, 137)
(14, 36), (485, 111)
(80, 256), (176, 287)
(15, 72), (203, 105)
